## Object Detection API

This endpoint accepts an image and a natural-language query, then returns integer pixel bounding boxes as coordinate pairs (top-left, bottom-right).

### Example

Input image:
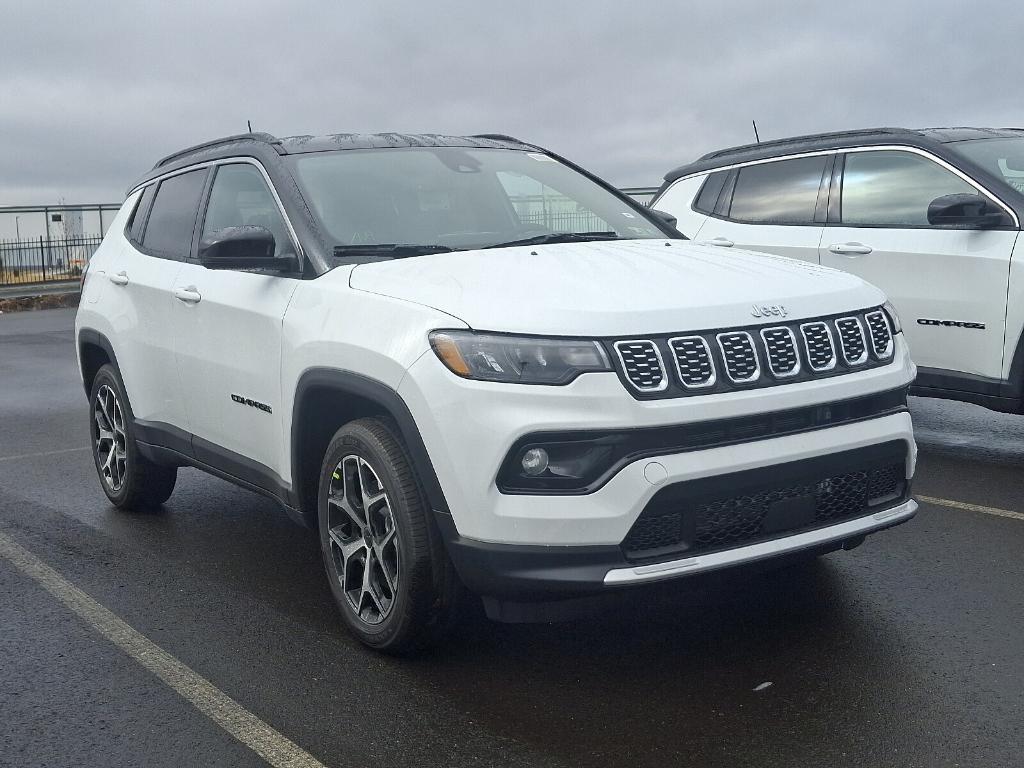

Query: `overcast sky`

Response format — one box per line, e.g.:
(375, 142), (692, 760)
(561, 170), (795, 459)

(1, 0), (1019, 212)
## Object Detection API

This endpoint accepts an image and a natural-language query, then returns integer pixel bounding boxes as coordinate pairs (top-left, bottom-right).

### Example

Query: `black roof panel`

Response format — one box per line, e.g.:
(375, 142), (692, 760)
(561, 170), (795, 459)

(131, 131), (537, 193)
(663, 126), (1024, 183)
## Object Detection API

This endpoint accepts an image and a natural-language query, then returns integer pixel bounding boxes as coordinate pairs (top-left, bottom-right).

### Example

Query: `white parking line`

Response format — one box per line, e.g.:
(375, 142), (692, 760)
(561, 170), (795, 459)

(917, 494), (1024, 522)
(0, 530), (329, 768)
(0, 446), (90, 463)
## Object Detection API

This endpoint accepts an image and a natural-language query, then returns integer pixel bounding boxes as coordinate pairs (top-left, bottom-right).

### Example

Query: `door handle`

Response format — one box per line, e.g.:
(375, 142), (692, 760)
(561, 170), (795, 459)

(828, 242), (873, 256)
(707, 237), (734, 247)
(173, 286), (202, 304)
(108, 271), (129, 286)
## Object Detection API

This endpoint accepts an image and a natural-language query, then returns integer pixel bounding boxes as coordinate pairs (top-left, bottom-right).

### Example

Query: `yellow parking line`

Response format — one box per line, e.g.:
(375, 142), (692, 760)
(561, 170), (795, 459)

(0, 531), (329, 768)
(0, 446), (90, 463)
(917, 494), (1024, 522)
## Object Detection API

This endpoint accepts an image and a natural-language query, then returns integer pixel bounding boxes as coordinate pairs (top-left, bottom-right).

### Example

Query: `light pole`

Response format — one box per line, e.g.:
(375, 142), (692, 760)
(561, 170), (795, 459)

(15, 215), (21, 243)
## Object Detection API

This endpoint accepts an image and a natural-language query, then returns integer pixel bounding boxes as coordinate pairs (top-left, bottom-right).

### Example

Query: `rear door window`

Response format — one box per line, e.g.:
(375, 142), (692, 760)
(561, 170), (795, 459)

(141, 169), (208, 259)
(727, 156), (828, 224)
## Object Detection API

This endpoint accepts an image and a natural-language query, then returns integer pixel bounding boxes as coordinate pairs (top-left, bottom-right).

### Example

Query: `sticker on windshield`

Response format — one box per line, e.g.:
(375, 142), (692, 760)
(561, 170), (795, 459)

(621, 212), (636, 218)
(527, 153), (556, 162)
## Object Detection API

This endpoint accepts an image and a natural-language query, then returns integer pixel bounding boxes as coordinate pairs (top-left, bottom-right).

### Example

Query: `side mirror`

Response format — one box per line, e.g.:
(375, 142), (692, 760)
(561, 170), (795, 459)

(648, 208), (679, 230)
(198, 226), (297, 271)
(926, 193), (1010, 229)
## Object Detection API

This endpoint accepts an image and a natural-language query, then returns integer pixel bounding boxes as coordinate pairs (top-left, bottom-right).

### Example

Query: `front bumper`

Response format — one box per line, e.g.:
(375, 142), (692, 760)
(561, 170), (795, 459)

(439, 498), (916, 597)
(398, 335), (917, 598)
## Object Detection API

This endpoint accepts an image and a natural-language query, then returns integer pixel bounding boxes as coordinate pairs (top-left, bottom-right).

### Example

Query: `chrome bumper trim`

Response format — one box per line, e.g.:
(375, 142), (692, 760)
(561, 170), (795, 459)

(603, 498), (918, 585)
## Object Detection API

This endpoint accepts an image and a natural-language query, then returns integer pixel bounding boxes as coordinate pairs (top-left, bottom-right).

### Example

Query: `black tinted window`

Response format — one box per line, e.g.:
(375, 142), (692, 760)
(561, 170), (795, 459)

(728, 156), (827, 224)
(694, 171), (728, 214)
(142, 169), (207, 258)
(841, 151), (978, 226)
(128, 185), (156, 244)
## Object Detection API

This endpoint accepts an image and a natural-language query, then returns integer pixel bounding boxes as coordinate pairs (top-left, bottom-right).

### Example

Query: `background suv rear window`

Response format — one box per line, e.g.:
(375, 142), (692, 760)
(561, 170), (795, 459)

(727, 156), (827, 224)
(693, 171), (728, 214)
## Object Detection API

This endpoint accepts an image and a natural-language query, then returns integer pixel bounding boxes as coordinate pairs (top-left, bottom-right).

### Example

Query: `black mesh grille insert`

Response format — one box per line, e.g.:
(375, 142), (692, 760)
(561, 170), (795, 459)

(669, 336), (716, 388)
(605, 306), (896, 400)
(801, 322), (836, 371)
(621, 445), (908, 562)
(865, 311), (894, 358)
(717, 332), (759, 382)
(615, 340), (665, 391)
(761, 327), (799, 377)
(835, 317), (867, 365)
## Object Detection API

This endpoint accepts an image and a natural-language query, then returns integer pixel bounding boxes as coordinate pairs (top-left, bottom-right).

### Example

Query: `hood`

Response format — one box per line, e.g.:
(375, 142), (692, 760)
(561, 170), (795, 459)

(348, 239), (885, 336)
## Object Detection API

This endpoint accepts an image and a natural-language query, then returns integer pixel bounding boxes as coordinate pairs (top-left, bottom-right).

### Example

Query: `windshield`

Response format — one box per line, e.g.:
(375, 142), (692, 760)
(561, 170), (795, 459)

(287, 147), (664, 254)
(949, 137), (1024, 195)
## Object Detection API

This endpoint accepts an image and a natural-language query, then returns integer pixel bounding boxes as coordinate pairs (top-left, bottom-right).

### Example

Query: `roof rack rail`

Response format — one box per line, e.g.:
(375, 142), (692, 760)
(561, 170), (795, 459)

(153, 132), (281, 169)
(700, 127), (917, 161)
(470, 133), (529, 145)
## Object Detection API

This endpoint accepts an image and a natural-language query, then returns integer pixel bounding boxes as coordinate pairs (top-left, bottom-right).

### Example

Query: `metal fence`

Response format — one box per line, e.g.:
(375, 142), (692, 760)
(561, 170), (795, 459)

(0, 235), (103, 286)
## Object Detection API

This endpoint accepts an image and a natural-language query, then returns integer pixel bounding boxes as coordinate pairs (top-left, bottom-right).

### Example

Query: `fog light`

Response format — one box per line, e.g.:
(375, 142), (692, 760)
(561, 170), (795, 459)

(521, 448), (549, 476)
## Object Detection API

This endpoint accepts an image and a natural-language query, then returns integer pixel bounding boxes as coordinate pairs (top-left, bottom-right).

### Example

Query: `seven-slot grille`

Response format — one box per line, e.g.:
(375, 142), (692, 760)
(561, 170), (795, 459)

(717, 332), (759, 383)
(608, 307), (896, 398)
(865, 311), (894, 359)
(800, 322), (837, 372)
(760, 327), (800, 377)
(835, 316), (868, 365)
(668, 336), (716, 388)
(614, 340), (667, 392)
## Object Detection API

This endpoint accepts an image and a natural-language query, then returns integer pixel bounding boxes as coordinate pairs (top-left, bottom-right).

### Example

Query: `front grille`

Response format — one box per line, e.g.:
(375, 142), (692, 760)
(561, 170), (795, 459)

(606, 306), (897, 400)
(865, 311), (894, 359)
(668, 336), (716, 388)
(717, 332), (759, 383)
(614, 340), (666, 392)
(835, 317), (868, 365)
(800, 322), (837, 372)
(760, 326), (800, 378)
(621, 443), (908, 561)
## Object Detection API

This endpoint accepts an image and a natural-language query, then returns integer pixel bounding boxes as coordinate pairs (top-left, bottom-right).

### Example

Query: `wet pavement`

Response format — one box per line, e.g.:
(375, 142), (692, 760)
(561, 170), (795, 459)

(1, 309), (1022, 767)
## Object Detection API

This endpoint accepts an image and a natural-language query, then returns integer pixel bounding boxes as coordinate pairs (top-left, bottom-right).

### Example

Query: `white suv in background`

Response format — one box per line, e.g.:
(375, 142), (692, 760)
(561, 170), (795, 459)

(653, 127), (1024, 414)
(76, 131), (917, 652)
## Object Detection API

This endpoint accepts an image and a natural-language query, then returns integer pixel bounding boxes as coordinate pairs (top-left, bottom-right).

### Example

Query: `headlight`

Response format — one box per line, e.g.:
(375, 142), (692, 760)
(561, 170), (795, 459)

(429, 330), (611, 384)
(882, 301), (903, 333)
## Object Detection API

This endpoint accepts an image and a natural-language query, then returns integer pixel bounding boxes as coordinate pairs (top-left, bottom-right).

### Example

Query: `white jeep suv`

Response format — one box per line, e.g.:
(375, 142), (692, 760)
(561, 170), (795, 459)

(654, 127), (1024, 414)
(76, 132), (917, 652)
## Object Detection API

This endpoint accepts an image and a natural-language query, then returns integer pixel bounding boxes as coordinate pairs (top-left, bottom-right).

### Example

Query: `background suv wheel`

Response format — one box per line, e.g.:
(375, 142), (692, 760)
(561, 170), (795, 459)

(318, 418), (461, 654)
(89, 364), (177, 509)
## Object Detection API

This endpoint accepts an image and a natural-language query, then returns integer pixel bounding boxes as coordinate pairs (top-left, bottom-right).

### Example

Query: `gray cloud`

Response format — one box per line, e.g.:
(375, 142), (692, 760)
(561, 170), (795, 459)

(0, 0), (1019, 207)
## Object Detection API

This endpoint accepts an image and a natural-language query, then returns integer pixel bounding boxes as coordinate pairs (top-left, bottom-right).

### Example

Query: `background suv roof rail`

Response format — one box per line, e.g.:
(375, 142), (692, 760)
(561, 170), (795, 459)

(153, 132), (282, 169)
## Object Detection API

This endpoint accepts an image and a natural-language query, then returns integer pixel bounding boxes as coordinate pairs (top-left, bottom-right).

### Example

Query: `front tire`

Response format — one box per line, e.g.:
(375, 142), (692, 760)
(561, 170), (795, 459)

(89, 364), (177, 509)
(318, 418), (460, 654)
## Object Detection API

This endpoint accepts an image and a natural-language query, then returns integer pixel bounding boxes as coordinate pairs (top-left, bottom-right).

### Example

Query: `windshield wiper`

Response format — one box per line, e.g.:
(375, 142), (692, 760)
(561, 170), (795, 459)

(333, 243), (456, 259)
(482, 231), (621, 249)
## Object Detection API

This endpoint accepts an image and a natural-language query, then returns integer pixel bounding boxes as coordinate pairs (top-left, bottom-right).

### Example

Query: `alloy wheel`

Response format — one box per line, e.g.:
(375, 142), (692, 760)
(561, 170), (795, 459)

(326, 455), (400, 625)
(93, 384), (127, 492)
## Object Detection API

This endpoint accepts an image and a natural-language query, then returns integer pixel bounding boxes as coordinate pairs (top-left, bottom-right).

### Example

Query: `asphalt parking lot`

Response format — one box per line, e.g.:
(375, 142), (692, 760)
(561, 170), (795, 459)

(2, 308), (1023, 768)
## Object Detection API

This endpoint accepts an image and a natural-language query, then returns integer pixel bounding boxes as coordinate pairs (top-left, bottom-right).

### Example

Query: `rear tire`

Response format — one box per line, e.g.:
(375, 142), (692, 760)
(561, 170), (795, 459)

(89, 364), (177, 510)
(317, 418), (461, 654)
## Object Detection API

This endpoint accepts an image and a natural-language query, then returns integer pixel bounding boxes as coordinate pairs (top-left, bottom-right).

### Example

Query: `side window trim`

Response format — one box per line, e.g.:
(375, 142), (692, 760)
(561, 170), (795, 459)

(834, 146), (1020, 230)
(813, 154), (835, 224)
(191, 158), (303, 269)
